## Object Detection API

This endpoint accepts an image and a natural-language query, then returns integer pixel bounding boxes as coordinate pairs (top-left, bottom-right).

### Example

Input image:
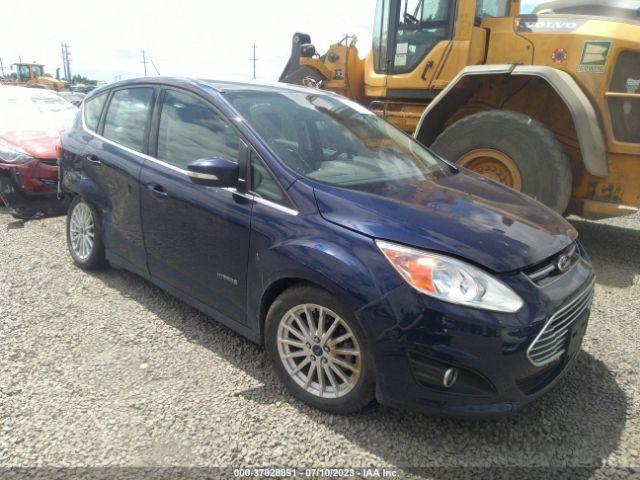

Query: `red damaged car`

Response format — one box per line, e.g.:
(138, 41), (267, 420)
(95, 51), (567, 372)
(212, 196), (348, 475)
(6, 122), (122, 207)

(0, 86), (77, 219)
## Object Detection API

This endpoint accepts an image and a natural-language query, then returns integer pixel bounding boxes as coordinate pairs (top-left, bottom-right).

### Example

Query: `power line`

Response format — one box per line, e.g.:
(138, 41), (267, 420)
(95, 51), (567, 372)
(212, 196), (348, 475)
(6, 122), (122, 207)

(150, 59), (160, 76)
(250, 43), (258, 79)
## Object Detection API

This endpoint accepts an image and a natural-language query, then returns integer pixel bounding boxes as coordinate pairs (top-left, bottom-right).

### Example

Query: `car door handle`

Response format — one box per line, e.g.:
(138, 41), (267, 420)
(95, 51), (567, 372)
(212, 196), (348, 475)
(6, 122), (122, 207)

(147, 183), (168, 199)
(85, 154), (101, 166)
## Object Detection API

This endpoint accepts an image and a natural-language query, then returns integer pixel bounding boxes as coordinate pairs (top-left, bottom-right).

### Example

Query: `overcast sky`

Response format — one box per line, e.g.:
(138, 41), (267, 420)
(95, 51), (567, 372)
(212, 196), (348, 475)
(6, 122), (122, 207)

(1, 0), (541, 83)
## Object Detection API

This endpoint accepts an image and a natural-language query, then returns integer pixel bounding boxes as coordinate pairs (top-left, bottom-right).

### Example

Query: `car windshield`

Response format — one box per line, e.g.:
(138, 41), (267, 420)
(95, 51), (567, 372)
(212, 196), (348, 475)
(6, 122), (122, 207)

(223, 89), (449, 188)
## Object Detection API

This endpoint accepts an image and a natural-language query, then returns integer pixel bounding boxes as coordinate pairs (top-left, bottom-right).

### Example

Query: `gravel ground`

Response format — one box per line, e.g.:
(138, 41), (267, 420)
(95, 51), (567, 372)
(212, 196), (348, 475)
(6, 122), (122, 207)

(0, 207), (638, 479)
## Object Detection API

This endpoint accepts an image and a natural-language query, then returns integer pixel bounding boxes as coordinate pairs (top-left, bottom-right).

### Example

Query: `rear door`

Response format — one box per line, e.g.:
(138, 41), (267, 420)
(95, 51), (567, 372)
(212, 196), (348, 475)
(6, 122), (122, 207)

(140, 87), (253, 324)
(82, 86), (156, 275)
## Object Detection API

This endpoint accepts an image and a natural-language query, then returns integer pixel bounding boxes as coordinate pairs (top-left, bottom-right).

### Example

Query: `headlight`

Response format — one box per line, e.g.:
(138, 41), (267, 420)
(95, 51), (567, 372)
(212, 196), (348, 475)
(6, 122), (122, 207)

(376, 240), (524, 313)
(0, 142), (35, 164)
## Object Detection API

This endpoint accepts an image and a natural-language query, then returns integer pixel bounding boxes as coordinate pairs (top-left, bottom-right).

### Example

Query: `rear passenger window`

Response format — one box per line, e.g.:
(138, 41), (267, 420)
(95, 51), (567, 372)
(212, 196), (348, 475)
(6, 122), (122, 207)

(103, 88), (154, 153)
(83, 92), (107, 132)
(157, 90), (241, 169)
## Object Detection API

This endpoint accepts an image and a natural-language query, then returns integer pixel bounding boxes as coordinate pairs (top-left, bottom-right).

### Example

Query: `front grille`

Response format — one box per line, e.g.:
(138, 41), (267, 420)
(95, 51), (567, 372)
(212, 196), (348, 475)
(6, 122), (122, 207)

(527, 279), (595, 367)
(524, 243), (580, 286)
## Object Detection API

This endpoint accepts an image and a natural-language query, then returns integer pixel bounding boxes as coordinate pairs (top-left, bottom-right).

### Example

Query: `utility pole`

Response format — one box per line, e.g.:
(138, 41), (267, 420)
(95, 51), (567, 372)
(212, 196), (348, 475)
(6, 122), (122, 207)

(65, 43), (72, 80)
(0, 58), (5, 77)
(250, 43), (258, 79)
(142, 50), (148, 76)
(60, 43), (72, 81)
(61, 43), (67, 80)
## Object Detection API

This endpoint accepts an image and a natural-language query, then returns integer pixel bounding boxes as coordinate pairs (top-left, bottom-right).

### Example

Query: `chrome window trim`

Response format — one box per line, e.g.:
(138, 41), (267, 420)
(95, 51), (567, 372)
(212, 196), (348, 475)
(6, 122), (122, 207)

(222, 187), (299, 216)
(254, 195), (299, 216)
(81, 102), (298, 215)
(82, 101), (219, 182)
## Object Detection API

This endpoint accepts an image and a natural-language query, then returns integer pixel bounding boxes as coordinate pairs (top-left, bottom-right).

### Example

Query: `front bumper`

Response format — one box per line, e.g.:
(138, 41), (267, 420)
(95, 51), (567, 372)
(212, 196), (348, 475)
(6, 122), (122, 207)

(0, 160), (67, 214)
(356, 248), (594, 417)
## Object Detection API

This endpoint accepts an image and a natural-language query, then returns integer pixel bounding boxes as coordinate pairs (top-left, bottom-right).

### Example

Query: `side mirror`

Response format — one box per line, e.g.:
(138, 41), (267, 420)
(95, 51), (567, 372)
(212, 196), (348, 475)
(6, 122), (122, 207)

(187, 157), (239, 188)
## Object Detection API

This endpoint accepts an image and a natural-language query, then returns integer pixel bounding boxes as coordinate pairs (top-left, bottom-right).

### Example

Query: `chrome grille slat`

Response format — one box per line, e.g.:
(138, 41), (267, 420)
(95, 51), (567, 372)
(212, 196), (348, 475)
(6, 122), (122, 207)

(533, 332), (569, 349)
(528, 264), (556, 281)
(531, 350), (565, 365)
(534, 334), (561, 346)
(553, 293), (593, 322)
(551, 298), (593, 332)
(531, 336), (568, 356)
(526, 279), (595, 367)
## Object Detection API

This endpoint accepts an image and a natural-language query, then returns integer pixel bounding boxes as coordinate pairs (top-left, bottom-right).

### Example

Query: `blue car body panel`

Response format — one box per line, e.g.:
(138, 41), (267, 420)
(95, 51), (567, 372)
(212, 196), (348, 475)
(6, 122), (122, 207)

(60, 77), (594, 416)
(313, 172), (577, 273)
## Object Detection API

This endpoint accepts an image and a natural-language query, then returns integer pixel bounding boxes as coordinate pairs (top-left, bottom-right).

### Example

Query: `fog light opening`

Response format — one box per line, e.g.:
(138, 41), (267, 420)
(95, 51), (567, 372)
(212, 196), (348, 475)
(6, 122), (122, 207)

(443, 367), (458, 388)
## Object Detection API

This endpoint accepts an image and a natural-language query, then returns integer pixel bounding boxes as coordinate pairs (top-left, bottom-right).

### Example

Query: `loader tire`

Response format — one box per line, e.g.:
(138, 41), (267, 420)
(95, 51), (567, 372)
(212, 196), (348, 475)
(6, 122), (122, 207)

(430, 110), (572, 214)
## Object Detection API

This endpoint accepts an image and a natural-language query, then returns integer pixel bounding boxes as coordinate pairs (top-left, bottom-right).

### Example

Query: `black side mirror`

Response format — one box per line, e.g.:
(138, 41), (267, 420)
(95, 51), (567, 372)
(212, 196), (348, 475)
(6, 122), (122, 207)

(187, 157), (239, 188)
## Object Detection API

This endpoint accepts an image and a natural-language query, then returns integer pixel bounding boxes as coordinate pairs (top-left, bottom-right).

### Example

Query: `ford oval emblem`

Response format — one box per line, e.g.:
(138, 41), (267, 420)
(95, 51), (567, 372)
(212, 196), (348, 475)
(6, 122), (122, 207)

(557, 254), (571, 273)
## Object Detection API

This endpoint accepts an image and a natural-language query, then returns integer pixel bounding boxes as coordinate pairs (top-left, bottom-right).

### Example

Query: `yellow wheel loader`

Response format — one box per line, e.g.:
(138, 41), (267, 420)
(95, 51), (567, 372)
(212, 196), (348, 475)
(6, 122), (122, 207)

(4, 63), (66, 91)
(280, 0), (640, 219)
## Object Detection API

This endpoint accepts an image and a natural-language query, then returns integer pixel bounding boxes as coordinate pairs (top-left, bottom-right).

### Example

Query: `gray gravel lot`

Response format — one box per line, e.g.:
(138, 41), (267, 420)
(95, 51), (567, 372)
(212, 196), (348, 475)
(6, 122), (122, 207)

(0, 208), (638, 478)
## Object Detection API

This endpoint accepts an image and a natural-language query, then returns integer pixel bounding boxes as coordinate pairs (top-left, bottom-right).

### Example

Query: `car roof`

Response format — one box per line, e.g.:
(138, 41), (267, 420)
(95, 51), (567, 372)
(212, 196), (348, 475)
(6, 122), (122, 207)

(0, 85), (65, 101)
(89, 76), (329, 98)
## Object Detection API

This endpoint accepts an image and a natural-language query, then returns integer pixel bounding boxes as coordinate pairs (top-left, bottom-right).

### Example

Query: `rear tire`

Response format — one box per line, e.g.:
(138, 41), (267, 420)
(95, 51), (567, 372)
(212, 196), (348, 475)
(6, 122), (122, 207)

(265, 285), (375, 414)
(66, 196), (107, 270)
(430, 110), (572, 214)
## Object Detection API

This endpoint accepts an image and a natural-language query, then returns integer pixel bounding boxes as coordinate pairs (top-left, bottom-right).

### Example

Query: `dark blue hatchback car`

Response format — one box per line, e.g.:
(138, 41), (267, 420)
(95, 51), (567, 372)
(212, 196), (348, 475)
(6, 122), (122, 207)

(60, 77), (595, 416)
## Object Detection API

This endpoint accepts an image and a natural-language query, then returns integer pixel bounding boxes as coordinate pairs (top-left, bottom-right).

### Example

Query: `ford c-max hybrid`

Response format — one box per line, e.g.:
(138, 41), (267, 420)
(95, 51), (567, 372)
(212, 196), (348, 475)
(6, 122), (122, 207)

(59, 77), (595, 416)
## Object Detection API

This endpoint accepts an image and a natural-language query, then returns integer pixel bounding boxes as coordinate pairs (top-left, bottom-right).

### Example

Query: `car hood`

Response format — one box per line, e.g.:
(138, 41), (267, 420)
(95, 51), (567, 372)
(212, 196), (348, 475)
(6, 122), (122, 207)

(313, 170), (578, 273)
(0, 130), (63, 160)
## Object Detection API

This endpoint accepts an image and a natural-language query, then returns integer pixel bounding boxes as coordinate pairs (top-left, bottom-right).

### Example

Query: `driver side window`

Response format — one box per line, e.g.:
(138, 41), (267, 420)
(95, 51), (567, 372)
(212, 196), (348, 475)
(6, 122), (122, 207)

(157, 89), (241, 169)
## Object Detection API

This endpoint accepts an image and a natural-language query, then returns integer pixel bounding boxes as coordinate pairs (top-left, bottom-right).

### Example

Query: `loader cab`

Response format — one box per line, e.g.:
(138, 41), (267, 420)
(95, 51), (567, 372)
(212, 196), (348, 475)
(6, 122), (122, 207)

(371, 0), (519, 85)
(13, 64), (44, 83)
(373, 0), (454, 74)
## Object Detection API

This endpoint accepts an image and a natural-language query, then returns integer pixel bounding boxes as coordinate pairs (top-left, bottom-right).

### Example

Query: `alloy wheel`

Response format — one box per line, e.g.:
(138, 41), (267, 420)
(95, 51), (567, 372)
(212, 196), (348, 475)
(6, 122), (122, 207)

(277, 304), (362, 399)
(69, 202), (95, 260)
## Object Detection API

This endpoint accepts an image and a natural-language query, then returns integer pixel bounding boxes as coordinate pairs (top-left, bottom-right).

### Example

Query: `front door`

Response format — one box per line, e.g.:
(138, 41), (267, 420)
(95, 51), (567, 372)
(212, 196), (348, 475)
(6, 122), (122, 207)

(140, 88), (252, 324)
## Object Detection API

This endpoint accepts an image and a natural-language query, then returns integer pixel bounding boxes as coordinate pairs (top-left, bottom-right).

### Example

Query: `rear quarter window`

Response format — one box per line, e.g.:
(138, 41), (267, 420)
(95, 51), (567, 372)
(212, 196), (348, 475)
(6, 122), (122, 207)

(83, 92), (108, 132)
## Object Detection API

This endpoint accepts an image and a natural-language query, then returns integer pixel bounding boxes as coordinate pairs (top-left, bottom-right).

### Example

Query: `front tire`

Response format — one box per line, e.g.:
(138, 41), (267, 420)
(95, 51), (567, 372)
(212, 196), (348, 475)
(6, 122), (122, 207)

(265, 285), (375, 414)
(66, 196), (107, 270)
(430, 110), (572, 214)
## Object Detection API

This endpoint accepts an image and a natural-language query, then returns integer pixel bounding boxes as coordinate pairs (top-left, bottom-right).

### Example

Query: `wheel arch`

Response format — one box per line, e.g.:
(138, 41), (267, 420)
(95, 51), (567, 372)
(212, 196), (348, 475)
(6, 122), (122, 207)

(253, 238), (385, 344)
(258, 277), (310, 340)
(414, 64), (609, 178)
